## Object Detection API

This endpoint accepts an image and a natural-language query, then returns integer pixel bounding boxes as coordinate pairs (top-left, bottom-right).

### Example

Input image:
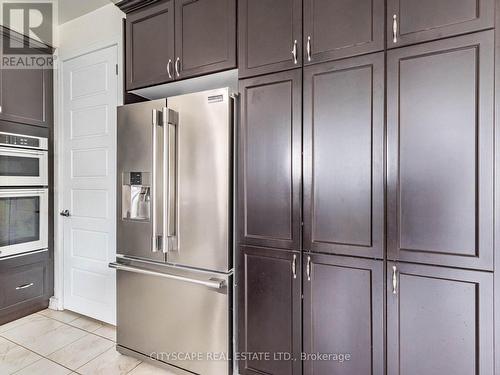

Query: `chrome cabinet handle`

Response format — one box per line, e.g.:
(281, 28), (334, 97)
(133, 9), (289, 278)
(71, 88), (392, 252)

(292, 254), (297, 279)
(162, 108), (177, 253)
(151, 109), (162, 253)
(109, 263), (225, 289)
(306, 256), (311, 281)
(392, 266), (398, 294)
(16, 282), (34, 290)
(292, 40), (298, 64)
(392, 15), (398, 43)
(167, 59), (173, 79)
(175, 57), (180, 77)
(306, 36), (312, 62)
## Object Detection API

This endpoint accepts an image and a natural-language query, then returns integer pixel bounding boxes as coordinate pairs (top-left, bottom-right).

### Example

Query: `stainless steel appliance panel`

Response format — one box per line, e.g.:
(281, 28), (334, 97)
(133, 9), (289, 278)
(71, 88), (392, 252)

(117, 99), (167, 262)
(167, 88), (232, 272)
(114, 258), (231, 375)
(0, 132), (48, 187)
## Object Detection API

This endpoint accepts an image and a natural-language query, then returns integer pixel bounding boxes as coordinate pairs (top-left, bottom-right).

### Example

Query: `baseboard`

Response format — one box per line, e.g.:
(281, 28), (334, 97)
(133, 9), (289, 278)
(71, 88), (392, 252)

(48, 296), (62, 310)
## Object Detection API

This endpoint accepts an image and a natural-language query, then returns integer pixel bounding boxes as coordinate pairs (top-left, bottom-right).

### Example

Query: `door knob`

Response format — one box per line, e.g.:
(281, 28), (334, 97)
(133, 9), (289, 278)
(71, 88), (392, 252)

(60, 209), (70, 217)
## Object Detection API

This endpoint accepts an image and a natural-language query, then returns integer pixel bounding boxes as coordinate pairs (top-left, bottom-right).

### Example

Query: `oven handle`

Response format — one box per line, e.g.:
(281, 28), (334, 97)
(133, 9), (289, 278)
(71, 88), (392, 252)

(109, 262), (225, 289)
(0, 189), (47, 196)
(0, 146), (47, 156)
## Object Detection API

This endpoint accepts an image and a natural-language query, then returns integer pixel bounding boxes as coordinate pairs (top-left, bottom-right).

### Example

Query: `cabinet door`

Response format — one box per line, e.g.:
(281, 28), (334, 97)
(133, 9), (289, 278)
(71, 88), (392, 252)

(238, 70), (302, 250)
(125, 0), (174, 90)
(388, 0), (494, 48)
(174, 0), (236, 80)
(304, 53), (384, 259)
(238, 0), (302, 78)
(303, 0), (384, 65)
(0, 68), (53, 128)
(238, 246), (301, 375)
(303, 254), (384, 375)
(387, 262), (494, 375)
(387, 31), (494, 270)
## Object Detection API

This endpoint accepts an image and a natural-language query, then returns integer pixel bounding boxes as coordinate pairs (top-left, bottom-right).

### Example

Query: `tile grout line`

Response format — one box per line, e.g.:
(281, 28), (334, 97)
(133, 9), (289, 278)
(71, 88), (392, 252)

(1, 310), (118, 375)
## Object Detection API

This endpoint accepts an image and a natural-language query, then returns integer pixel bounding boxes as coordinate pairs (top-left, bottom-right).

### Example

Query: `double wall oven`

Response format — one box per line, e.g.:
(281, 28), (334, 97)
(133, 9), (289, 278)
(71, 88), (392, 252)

(0, 132), (49, 258)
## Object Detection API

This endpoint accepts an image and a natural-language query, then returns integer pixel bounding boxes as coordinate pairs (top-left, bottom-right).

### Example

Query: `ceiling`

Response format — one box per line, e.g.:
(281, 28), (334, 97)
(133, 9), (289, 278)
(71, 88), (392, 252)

(58, 0), (116, 25)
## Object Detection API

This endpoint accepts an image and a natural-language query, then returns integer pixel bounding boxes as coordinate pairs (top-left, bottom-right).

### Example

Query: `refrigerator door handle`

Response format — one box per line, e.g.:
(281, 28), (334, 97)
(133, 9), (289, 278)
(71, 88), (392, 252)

(151, 109), (163, 252)
(162, 108), (177, 253)
(109, 263), (225, 289)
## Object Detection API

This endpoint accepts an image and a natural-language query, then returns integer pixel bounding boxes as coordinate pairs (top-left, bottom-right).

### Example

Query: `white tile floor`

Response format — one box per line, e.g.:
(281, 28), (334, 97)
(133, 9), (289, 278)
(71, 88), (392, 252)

(0, 309), (175, 375)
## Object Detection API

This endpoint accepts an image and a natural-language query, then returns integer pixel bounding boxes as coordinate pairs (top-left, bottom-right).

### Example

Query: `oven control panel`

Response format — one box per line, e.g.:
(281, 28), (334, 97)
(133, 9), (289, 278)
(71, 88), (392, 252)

(0, 132), (48, 150)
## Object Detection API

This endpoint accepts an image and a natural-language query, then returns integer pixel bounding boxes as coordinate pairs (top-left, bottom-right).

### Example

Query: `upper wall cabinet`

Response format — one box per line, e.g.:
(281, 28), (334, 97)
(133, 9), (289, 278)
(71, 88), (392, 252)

(303, 52), (385, 259)
(238, 69), (302, 250)
(126, 1), (175, 90)
(0, 69), (53, 128)
(175, 0), (236, 79)
(387, 31), (494, 271)
(125, 0), (236, 91)
(388, 0), (494, 48)
(303, 0), (384, 65)
(238, 0), (302, 78)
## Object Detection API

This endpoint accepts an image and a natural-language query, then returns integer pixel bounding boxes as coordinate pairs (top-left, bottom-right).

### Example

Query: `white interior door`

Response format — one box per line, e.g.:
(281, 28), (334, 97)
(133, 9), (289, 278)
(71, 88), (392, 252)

(62, 45), (118, 324)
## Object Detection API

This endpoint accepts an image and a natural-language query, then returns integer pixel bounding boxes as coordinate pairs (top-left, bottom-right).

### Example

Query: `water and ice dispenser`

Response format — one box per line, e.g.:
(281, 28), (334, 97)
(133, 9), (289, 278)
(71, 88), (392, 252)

(122, 172), (151, 221)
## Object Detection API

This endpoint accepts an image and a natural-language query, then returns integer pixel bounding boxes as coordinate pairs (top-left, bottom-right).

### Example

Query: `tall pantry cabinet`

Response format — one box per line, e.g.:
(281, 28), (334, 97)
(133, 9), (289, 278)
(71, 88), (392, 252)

(237, 0), (498, 374)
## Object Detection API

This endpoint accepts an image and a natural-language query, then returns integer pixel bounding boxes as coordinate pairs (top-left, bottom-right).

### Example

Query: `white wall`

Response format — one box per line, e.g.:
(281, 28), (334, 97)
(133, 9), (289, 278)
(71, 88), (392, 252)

(57, 3), (124, 58)
(51, 3), (125, 311)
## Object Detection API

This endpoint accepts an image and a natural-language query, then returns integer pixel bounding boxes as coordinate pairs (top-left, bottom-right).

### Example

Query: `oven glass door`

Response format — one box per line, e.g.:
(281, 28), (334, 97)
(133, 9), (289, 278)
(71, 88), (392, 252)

(0, 147), (48, 186)
(0, 189), (48, 258)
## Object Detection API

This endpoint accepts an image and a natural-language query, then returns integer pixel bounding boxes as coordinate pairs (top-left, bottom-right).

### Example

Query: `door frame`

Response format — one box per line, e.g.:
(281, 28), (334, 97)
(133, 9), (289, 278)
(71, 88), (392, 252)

(52, 36), (124, 311)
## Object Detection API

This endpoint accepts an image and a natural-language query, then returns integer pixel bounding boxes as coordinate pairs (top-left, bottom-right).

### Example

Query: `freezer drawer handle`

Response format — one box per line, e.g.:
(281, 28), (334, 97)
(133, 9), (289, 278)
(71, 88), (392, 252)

(109, 263), (225, 289)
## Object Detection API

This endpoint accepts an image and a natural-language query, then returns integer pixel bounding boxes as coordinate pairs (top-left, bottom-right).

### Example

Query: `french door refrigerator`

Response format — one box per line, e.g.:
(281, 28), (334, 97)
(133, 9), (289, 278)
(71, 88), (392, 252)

(110, 88), (234, 375)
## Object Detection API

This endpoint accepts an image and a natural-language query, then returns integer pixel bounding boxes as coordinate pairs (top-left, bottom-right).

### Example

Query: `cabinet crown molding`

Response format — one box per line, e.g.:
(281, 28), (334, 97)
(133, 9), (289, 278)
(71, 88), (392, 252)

(115, 0), (163, 14)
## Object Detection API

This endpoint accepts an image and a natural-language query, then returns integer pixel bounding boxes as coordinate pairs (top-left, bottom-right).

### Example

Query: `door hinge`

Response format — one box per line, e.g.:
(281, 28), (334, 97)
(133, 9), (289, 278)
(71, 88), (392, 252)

(115, 64), (118, 75)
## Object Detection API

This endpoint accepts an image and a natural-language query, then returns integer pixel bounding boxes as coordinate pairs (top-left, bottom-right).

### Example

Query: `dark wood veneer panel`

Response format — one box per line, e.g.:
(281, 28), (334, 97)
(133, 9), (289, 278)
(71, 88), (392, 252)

(303, 0), (384, 64)
(388, 0), (494, 47)
(238, 246), (301, 375)
(387, 31), (494, 270)
(238, 0), (302, 78)
(303, 254), (384, 375)
(239, 69), (302, 250)
(175, 0), (236, 79)
(304, 53), (384, 259)
(126, 0), (174, 90)
(387, 262), (494, 375)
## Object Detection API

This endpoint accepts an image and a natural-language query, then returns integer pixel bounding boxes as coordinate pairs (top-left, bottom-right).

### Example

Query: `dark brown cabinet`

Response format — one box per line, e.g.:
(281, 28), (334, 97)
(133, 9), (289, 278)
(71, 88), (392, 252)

(0, 68), (53, 128)
(387, 31), (494, 271)
(0, 251), (50, 325)
(125, 0), (236, 90)
(387, 262), (494, 375)
(388, 0), (494, 48)
(175, 0), (236, 79)
(303, 254), (384, 375)
(238, 246), (301, 375)
(303, 52), (385, 259)
(238, 69), (302, 250)
(303, 0), (384, 65)
(238, 0), (302, 78)
(126, 0), (175, 90)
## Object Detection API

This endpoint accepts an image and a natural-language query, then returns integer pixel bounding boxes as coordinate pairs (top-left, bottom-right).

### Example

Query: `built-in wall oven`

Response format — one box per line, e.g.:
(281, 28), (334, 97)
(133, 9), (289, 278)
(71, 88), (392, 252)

(0, 189), (48, 258)
(0, 132), (48, 187)
(0, 132), (49, 259)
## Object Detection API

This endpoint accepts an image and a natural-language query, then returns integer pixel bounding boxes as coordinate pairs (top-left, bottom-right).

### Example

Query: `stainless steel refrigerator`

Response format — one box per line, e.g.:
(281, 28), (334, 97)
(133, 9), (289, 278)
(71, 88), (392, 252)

(110, 88), (234, 375)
